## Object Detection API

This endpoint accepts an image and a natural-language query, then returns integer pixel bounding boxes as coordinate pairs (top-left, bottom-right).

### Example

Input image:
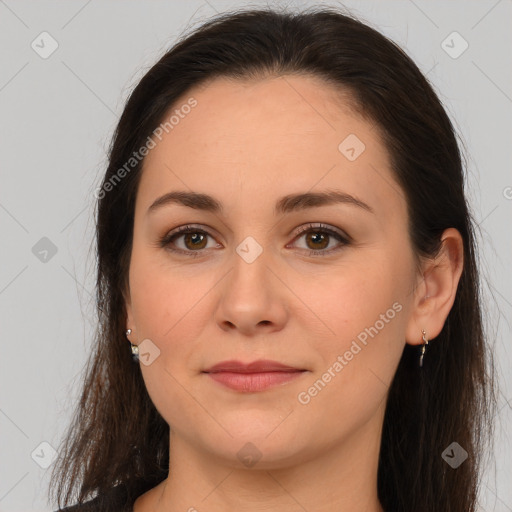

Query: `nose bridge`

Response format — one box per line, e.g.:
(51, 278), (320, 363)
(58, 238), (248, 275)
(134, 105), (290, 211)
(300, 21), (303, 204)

(214, 232), (289, 333)
(217, 201), (285, 288)
(224, 208), (291, 290)
(224, 203), (274, 267)
(229, 233), (273, 295)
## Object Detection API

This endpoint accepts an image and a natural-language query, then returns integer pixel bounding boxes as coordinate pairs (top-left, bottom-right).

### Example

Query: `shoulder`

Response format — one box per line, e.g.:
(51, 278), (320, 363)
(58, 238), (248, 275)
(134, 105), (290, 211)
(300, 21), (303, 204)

(54, 484), (131, 512)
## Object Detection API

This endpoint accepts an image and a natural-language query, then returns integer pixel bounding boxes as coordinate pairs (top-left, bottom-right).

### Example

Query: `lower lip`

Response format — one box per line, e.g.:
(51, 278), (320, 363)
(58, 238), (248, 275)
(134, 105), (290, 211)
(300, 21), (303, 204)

(205, 371), (306, 392)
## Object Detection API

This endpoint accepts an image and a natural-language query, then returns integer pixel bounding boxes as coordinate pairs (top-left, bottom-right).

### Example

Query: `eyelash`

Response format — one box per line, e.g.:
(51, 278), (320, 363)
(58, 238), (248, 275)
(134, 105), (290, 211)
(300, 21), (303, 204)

(157, 223), (351, 258)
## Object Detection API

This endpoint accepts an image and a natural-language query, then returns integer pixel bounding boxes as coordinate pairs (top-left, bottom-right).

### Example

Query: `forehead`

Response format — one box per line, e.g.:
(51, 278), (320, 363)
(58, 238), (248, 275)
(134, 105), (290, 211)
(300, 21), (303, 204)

(136, 74), (405, 221)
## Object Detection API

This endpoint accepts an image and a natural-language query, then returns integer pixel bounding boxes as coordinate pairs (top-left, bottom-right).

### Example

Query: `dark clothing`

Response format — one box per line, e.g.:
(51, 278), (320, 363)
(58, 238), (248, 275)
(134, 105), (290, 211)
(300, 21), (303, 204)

(54, 485), (132, 512)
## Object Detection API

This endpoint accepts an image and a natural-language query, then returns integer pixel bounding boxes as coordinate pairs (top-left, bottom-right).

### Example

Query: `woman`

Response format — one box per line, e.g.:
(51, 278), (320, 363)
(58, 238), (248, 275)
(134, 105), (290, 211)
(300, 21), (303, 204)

(49, 5), (496, 512)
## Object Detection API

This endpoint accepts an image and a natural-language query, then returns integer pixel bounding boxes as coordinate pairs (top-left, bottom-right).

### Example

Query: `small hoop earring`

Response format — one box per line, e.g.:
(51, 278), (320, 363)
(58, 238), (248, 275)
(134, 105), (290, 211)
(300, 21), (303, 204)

(419, 329), (429, 367)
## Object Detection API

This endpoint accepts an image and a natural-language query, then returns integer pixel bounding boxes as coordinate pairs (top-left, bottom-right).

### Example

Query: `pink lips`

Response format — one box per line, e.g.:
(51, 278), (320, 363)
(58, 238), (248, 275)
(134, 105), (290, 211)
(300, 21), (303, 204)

(203, 359), (307, 392)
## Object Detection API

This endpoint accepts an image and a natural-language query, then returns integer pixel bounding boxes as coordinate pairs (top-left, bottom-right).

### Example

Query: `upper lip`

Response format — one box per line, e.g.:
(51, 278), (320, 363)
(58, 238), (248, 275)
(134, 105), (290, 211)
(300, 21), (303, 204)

(204, 359), (304, 373)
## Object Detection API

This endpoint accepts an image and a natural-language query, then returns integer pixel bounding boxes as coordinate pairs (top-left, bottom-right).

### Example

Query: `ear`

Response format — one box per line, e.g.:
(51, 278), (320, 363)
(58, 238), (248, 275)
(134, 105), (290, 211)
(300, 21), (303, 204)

(405, 228), (464, 345)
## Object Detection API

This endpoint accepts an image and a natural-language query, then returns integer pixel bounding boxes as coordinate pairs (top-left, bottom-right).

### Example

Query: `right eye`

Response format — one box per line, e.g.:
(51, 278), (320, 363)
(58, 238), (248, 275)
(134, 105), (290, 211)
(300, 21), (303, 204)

(158, 225), (220, 256)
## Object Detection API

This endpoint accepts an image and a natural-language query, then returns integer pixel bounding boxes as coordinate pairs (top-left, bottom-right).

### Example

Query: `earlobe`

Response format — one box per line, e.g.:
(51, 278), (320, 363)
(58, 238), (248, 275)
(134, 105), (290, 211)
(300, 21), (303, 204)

(405, 228), (464, 345)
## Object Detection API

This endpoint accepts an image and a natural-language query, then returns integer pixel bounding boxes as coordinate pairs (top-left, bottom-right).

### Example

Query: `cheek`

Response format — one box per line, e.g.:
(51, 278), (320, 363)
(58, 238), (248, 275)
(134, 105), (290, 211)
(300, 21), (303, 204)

(129, 253), (213, 427)
(317, 254), (406, 341)
(295, 273), (406, 437)
(306, 253), (409, 393)
(129, 246), (213, 339)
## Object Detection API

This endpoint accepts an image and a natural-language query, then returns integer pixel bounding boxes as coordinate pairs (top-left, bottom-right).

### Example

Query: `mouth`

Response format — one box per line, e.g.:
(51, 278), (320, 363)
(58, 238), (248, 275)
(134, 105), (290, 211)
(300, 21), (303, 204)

(202, 359), (308, 392)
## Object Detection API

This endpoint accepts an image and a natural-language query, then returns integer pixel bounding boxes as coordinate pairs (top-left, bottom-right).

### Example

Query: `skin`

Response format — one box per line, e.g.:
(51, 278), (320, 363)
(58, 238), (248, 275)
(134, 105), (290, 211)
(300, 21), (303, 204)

(125, 74), (463, 512)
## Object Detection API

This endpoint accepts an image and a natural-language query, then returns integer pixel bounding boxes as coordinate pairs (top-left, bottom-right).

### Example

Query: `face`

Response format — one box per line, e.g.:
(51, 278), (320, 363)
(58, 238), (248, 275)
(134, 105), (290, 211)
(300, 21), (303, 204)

(125, 74), (419, 468)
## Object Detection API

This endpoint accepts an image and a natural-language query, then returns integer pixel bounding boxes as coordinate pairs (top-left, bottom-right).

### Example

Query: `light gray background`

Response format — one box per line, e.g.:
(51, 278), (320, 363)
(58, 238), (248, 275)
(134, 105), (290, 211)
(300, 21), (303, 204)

(0, 1), (510, 511)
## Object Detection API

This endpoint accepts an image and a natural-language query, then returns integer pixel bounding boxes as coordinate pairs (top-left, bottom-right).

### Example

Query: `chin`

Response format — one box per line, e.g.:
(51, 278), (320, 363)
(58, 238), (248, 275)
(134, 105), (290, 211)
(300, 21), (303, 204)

(198, 421), (312, 468)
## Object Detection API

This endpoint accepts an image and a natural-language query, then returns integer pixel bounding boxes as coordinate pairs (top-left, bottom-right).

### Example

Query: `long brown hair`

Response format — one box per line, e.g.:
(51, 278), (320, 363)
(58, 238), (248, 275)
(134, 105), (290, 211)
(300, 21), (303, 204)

(48, 6), (496, 511)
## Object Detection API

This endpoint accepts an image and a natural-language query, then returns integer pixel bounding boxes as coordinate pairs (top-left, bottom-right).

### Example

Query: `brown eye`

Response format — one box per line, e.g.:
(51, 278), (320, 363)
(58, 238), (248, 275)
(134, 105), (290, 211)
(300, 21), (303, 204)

(304, 231), (330, 250)
(159, 226), (217, 256)
(158, 223), (349, 258)
(181, 232), (208, 250)
(290, 223), (350, 256)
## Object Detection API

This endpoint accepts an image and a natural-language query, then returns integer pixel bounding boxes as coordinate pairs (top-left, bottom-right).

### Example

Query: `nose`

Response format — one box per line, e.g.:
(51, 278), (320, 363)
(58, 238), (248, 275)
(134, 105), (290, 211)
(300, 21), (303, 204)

(214, 249), (289, 337)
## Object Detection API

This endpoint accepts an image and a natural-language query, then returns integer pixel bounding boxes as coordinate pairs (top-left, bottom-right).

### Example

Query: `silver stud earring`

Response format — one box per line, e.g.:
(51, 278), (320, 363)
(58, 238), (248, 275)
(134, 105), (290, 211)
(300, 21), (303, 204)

(125, 329), (139, 363)
(419, 329), (429, 367)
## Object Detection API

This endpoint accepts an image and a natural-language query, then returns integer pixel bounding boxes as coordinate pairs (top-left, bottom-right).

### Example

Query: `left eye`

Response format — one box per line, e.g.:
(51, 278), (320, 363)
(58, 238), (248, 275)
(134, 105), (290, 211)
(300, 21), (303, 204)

(290, 224), (350, 254)
(159, 223), (350, 257)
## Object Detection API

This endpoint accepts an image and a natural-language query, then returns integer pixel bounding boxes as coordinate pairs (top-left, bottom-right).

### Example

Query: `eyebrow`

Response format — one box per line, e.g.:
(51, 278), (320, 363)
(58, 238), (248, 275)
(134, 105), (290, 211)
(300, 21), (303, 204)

(147, 189), (374, 216)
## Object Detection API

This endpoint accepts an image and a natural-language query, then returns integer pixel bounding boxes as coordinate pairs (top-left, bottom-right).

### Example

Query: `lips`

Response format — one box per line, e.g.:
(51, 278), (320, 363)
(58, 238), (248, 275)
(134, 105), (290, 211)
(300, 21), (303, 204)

(203, 359), (307, 392)
(204, 359), (304, 373)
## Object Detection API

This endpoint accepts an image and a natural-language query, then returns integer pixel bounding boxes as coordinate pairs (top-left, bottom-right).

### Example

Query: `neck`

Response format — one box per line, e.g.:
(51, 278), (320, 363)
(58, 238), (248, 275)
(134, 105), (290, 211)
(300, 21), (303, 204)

(143, 406), (386, 512)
